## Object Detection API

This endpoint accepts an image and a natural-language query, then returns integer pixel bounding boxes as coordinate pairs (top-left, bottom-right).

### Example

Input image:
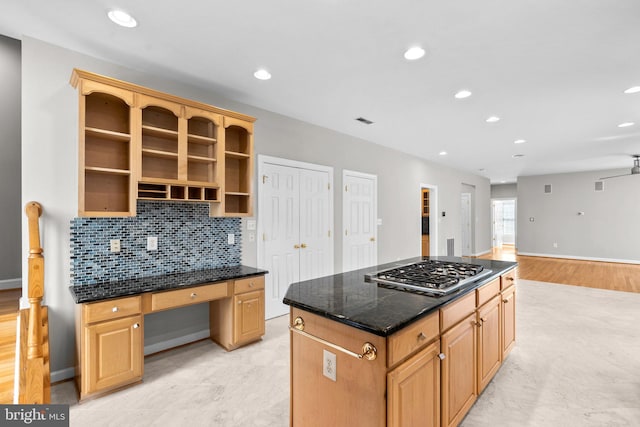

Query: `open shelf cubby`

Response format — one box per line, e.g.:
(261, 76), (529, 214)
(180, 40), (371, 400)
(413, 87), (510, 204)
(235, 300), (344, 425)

(85, 170), (130, 213)
(225, 125), (250, 154)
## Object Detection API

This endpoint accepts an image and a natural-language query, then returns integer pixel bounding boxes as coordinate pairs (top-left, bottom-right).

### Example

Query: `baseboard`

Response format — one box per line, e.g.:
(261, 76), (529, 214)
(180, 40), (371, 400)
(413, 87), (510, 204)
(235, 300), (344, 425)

(517, 252), (640, 265)
(473, 249), (492, 257)
(0, 278), (21, 290)
(51, 367), (76, 383)
(143, 329), (211, 356)
(50, 329), (212, 383)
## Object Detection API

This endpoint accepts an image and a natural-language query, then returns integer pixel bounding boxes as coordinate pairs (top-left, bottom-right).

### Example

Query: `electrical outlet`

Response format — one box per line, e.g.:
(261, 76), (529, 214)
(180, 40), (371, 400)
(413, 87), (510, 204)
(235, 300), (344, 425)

(323, 350), (336, 381)
(553, 242), (558, 248)
(228, 233), (235, 245)
(147, 236), (158, 251)
(110, 239), (121, 253)
(248, 232), (255, 242)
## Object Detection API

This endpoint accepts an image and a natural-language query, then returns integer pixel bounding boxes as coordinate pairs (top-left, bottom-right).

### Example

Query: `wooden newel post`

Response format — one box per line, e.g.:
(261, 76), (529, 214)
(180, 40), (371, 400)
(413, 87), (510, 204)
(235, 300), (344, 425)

(24, 202), (45, 402)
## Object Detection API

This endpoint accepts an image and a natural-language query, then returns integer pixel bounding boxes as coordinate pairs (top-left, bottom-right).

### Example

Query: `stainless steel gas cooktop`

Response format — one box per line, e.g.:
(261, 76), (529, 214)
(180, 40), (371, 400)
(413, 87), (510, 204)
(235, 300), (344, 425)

(364, 259), (492, 296)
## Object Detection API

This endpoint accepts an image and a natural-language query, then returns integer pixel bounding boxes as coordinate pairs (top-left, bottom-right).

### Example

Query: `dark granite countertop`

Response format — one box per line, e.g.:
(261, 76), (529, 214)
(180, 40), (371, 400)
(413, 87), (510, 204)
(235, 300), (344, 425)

(69, 265), (268, 304)
(283, 256), (517, 337)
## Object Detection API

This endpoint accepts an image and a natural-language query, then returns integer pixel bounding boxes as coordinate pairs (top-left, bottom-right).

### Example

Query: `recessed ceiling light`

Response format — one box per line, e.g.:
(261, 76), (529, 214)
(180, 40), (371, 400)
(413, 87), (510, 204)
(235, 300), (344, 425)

(439, 151), (448, 156)
(512, 154), (525, 158)
(454, 90), (472, 99)
(624, 86), (640, 94)
(618, 122), (635, 128)
(254, 69), (272, 80)
(107, 10), (137, 28)
(404, 46), (425, 60)
(486, 116), (500, 123)
(514, 139), (526, 144)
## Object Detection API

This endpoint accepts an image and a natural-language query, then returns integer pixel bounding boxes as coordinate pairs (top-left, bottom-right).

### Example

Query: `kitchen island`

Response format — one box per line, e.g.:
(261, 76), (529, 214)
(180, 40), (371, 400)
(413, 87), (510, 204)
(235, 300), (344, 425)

(283, 257), (517, 427)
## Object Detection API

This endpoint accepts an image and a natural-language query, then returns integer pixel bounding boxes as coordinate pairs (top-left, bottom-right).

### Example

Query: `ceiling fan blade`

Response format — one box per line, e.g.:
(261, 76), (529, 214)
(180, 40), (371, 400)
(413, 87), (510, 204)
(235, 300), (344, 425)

(599, 173), (632, 180)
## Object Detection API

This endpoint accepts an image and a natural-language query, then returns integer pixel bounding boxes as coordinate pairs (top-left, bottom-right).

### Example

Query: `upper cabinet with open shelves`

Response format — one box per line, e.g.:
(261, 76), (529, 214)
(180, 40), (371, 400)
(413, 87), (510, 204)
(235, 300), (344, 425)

(71, 69), (256, 217)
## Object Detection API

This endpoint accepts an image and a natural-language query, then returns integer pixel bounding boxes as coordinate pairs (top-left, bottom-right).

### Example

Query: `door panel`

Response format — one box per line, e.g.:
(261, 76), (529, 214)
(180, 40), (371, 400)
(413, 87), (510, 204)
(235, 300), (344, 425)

(343, 172), (377, 272)
(299, 169), (331, 281)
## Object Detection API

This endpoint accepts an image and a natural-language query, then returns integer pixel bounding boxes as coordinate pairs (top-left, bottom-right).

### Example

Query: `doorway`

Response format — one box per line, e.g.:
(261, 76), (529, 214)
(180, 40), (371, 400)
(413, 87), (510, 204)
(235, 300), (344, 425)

(419, 184), (438, 257)
(342, 170), (378, 272)
(491, 199), (516, 250)
(257, 156), (334, 319)
(460, 192), (472, 256)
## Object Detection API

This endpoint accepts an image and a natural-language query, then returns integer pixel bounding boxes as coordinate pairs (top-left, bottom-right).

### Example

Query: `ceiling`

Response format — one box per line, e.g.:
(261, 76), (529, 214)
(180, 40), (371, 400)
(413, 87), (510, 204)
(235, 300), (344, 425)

(2, 0), (640, 183)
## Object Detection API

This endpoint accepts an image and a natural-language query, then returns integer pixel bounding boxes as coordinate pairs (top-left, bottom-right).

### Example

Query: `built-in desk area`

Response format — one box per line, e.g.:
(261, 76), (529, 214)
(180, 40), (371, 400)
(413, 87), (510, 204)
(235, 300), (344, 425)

(69, 266), (266, 400)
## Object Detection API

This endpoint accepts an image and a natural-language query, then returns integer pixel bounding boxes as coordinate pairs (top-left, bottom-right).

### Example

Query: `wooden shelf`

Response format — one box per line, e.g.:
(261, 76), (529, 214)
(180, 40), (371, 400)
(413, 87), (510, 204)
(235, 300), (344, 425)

(85, 166), (131, 175)
(142, 148), (179, 159)
(142, 124), (179, 138)
(85, 127), (130, 142)
(187, 155), (217, 163)
(187, 133), (217, 144)
(225, 151), (250, 159)
(225, 191), (250, 196)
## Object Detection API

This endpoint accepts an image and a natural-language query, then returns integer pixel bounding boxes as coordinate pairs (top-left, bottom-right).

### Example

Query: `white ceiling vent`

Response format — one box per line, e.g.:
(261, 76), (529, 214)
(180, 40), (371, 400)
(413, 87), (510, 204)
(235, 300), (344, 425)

(595, 181), (604, 192)
(544, 184), (552, 194)
(355, 117), (374, 125)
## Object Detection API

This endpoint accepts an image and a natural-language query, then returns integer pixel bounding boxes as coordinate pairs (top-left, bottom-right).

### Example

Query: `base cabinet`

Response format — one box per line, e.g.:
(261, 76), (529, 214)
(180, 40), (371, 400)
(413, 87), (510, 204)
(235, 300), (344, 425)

(477, 295), (501, 393)
(441, 313), (477, 427)
(387, 340), (441, 427)
(501, 285), (516, 359)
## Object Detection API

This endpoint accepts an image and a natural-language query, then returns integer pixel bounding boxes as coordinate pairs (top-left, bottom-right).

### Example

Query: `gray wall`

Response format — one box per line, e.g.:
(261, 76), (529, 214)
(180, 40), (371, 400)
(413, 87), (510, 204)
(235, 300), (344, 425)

(517, 171), (640, 262)
(491, 183), (517, 199)
(21, 37), (492, 379)
(0, 35), (21, 282)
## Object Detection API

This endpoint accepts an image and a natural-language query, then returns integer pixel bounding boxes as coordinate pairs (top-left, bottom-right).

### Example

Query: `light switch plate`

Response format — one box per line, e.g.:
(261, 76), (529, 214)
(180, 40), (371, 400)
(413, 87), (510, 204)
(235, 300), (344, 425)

(228, 233), (235, 245)
(247, 220), (256, 230)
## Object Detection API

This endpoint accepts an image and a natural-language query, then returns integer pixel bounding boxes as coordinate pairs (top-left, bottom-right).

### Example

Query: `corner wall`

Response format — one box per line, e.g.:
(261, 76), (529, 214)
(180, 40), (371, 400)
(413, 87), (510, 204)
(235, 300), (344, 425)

(0, 35), (21, 287)
(517, 171), (640, 263)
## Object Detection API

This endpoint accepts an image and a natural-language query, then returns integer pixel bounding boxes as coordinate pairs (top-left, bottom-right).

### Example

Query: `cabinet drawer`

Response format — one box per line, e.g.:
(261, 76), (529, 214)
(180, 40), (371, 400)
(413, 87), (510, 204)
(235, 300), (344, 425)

(83, 296), (141, 324)
(501, 268), (517, 290)
(440, 291), (475, 332)
(476, 278), (500, 307)
(151, 282), (229, 312)
(388, 311), (439, 367)
(234, 276), (265, 294)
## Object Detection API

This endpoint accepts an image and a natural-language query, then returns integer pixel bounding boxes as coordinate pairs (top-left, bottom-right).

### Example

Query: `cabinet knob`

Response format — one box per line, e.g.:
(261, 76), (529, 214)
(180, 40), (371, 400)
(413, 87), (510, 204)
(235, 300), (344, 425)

(249, 282), (254, 288)
(190, 293), (197, 299)
(480, 317), (487, 323)
(417, 332), (427, 341)
(238, 300), (242, 305)
(133, 323), (140, 329)
(502, 298), (509, 303)
(112, 307), (119, 313)
(437, 353), (446, 360)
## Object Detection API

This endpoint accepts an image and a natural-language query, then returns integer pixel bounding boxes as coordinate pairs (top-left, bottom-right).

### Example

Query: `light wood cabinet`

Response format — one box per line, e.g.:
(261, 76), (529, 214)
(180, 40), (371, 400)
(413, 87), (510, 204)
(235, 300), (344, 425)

(387, 340), (441, 427)
(210, 276), (265, 350)
(440, 313), (477, 427)
(76, 296), (143, 399)
(71, 69), (255, 217)
(501, 283), (516, 359)
(476, 295), (501, 393)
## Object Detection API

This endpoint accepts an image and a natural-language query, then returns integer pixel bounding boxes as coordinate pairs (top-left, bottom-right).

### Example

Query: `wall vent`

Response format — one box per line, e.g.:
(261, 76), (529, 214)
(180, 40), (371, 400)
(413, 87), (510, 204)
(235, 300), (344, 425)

(544, 184), (552, 194)
(595, 181), (604, 192)
(446, 238), (455, 256)
(355, 117), (374, 125)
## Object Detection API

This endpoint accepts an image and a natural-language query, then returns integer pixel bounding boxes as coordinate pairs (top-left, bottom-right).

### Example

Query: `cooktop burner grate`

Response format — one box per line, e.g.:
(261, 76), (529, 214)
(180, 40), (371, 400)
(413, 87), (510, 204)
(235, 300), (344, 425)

(365, 260), (492, 296)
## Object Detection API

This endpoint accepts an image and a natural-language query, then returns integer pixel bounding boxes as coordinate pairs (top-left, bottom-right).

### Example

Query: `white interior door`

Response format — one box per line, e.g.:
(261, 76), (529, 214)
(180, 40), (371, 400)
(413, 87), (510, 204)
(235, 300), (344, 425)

(299, 169), (332, 281)
(461, 192), (472, 256)
(261, 163), (300, 319)
(343, 171), (377, 272)
(259, 157), (334, 319)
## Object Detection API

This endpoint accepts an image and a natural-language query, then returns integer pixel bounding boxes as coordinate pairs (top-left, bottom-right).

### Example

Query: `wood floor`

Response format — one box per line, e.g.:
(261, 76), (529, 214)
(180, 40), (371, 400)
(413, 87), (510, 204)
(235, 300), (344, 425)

(0, 289), (20, 403)
(478, 245), (640, 293)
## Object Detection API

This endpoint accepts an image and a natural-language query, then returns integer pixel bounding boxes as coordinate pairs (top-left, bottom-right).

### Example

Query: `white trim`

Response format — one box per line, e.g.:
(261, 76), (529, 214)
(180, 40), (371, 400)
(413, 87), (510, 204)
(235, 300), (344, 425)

(143, 329), (211, 356)
(342, 170), (378, 271)
(473, 249), (492, 257)
(0, 278), (21, 290)
(517, 252), (640, 265)
(420, 183), (438, 256)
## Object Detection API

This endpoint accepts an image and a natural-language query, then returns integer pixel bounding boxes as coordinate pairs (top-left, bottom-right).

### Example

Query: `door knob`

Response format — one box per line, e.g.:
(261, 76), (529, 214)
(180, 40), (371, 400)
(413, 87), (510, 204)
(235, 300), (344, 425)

(370, 237), (375, 242)
(294, 244), (300, 249)
(301, 243), (307, 248)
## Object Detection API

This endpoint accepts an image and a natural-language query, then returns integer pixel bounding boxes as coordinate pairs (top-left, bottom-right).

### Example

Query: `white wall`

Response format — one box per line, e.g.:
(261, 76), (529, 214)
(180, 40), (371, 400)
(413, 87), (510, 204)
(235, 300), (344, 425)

(517, 171), (640, 263)
(0, 35), (21, 286)
(491, 183), (517, 199)
(21, 37), (492, 380)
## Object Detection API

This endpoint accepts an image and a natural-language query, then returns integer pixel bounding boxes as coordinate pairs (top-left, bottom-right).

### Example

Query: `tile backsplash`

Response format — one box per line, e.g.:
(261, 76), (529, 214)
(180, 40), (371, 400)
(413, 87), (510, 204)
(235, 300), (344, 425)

(71, 201), (241, 285)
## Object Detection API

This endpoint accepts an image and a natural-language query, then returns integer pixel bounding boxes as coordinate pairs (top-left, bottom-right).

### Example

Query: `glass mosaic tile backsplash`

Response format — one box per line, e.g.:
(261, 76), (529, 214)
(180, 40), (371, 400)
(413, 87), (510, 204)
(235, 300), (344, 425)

(71, 201), (241, 285)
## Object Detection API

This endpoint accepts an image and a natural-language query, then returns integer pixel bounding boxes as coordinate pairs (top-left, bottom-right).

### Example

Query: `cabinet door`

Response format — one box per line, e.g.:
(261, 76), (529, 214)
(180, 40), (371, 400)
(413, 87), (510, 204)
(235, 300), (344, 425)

(441, 314), (477, 427)
(85, 315), (143, 394)
(233, 290), (265, 344)
(501, 286), (516, 359)
(477, 295), (501, 393)
(387, 340), (440, 427)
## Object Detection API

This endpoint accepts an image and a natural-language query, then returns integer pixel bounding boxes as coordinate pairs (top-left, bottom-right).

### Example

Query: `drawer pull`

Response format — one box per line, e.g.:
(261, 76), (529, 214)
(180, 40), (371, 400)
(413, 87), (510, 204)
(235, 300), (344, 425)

(249, 282), (255, 288)
(417, 332), (427, 341)
(238, 300), (242, 305)
(507, 276), (515, 281)
(437, 353), (446, 360)
(112, 307), (119, 313)
(133, 323), (140, 329)
(289, 316), (377, 361)
(190, 293), (197, 299)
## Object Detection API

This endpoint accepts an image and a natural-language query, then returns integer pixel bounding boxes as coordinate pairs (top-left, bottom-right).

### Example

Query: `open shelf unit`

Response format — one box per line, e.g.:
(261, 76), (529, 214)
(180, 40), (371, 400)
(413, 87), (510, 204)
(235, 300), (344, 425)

(72, 69), (256, 217)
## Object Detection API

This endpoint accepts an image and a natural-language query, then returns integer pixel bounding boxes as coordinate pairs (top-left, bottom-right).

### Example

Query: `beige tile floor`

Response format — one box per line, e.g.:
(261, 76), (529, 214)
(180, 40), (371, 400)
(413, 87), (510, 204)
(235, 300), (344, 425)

(52, 280), (640, 426)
